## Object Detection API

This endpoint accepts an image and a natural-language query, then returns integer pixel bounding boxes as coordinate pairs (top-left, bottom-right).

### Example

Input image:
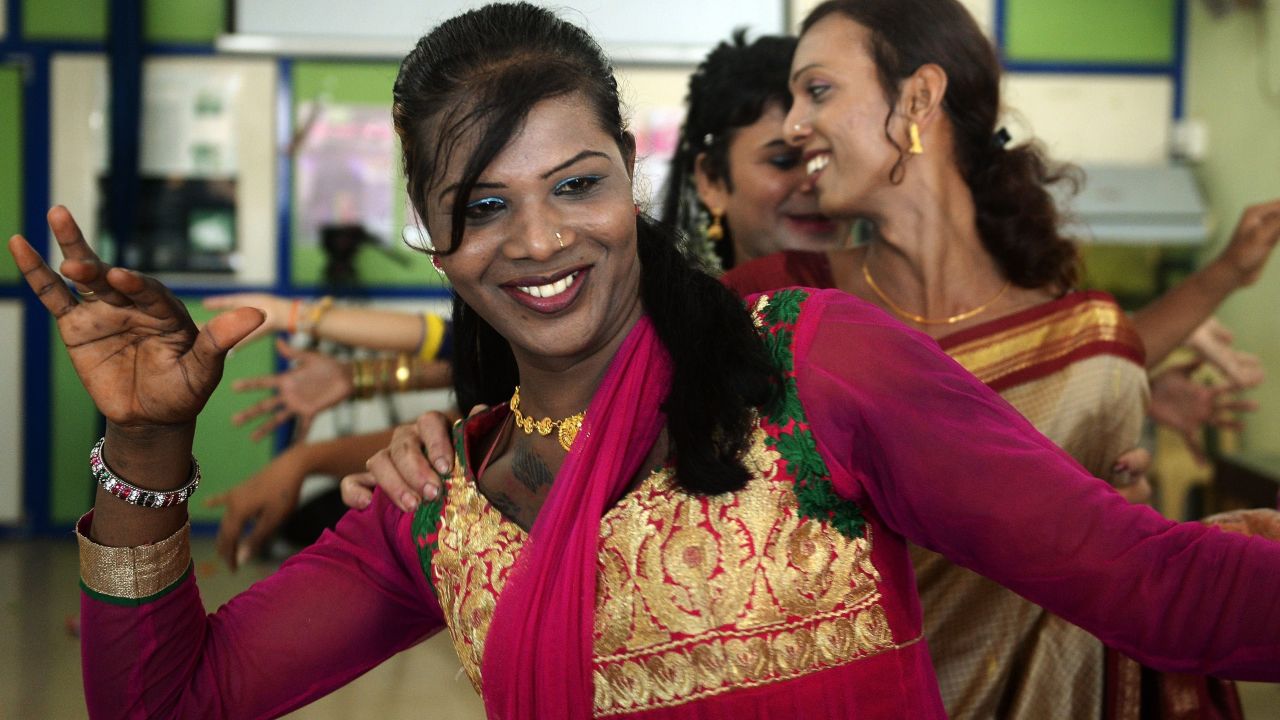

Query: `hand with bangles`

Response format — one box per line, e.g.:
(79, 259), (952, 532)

(9, 206), (263, 547)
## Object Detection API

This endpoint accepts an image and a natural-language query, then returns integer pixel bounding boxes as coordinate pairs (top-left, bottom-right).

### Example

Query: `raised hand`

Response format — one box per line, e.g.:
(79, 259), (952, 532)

(10, 207), (263, 430)
(203, 292), (294, 348)
(1215, 198), (1280, 287)
(231, 339), (353, 441)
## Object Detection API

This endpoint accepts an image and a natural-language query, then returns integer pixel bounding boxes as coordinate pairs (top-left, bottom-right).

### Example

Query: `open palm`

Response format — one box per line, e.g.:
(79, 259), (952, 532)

(9, 207), (264, 429)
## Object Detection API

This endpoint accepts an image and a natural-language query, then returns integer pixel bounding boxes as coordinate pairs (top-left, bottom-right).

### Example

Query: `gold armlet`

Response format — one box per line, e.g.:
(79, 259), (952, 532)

(77, 513), (192, 603)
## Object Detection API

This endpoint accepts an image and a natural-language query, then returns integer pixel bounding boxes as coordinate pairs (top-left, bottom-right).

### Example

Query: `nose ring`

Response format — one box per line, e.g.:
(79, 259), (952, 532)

(555, 231), (564, 249)
(792, 123), (804, 132)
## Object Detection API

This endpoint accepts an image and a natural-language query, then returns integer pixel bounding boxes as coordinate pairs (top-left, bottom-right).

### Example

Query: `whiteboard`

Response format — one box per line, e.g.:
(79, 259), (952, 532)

(232, 0), (785, 62)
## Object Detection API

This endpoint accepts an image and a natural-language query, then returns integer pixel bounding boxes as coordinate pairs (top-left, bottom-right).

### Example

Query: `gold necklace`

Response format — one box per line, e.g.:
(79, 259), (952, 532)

(861, 256), (1010, 326)
(509, 385), (585, 452)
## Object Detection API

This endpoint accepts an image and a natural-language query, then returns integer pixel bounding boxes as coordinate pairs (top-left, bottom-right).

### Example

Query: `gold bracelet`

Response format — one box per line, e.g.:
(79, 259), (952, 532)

(395, 354), (412, 392)
(301, 296), (334, 335)
(352, 359), (373, 399)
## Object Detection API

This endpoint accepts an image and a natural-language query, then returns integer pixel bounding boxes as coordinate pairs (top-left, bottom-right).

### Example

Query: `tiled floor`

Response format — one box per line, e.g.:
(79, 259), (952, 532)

(0, 537), (485, 719)
(2, 537), (1277, 719)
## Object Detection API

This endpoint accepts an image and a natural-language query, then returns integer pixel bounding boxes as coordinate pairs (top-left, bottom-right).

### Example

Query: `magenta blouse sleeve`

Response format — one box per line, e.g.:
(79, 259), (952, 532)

(793, 289), (1280, 681)
(81, 490), (445, 719)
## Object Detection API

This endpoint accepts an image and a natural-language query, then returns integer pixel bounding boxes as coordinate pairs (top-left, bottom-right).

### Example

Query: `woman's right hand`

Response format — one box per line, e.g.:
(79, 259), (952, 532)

(203, 292), (294, 348)
(340, 410), (463, 512)
(10, 207), (263, 434)
(231, 340), (354, 441)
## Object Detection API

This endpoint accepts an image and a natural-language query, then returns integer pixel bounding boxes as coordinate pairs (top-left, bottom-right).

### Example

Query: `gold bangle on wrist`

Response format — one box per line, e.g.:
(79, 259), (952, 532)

(301, 296), (334, 335)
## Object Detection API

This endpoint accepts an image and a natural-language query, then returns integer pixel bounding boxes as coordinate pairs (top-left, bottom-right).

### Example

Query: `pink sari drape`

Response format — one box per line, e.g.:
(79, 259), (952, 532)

(480, 315), (673, 720)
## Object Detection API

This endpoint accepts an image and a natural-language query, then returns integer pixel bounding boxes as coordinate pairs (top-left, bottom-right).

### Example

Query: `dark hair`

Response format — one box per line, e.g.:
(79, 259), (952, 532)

(803, 0), (1080, 291)
(659, 31), (798, 271)
(394, 2), (779, 493)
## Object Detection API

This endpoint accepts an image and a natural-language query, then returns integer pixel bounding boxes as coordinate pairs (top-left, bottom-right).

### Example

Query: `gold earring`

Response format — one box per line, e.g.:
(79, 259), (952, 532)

(706, 210), (725, 242)
(908, 122), (924, 155)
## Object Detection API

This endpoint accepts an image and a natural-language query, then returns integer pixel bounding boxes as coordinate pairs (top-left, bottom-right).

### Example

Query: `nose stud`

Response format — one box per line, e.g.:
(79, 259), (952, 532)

(793, 124), (804, 132)
(556, 231), (564, 249)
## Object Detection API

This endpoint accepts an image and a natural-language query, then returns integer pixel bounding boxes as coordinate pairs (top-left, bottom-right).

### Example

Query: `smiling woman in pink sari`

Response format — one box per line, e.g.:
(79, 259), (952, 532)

(13, 3), (1280, 719)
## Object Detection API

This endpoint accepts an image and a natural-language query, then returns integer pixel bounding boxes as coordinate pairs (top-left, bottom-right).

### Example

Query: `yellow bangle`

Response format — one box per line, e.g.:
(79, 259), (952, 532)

(418, 313), (446, 360)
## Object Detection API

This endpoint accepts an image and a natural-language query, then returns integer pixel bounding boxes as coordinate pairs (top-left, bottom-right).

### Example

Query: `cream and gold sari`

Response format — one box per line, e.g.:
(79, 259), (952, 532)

(912, 290), (1148, 720)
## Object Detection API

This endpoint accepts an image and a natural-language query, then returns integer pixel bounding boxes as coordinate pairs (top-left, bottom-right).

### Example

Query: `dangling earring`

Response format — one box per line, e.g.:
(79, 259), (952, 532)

(908, 122), (924, 155)
(706, 209), (725, 242)
(430, 254), (446, 278)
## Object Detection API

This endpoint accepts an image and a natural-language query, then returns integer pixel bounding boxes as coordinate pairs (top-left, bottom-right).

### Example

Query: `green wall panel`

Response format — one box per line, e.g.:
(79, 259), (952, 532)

(23, 0), (107, 41)
(184, 301), (276, 522)
(50, 321), (101, 523)
(290, 62), (442, 288)
(144, 0), (225, 44)
(1004, 0), (1177, 65)
(49, 300), (277, 524)
(0, 66), (21, 283)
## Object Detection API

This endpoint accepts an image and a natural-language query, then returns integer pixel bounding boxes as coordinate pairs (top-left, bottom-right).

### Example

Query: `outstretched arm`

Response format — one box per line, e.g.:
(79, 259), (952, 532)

(1132, 198), (1280, 367)
(204, 292), (441, 354)
(796, 291), (1280, 680)
(13, 207), (443, 717)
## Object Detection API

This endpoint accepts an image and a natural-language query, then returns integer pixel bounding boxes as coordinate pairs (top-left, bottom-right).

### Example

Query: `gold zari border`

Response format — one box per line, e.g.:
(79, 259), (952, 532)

(947, 299), (1138, 385)
(77, 515), (191, 600)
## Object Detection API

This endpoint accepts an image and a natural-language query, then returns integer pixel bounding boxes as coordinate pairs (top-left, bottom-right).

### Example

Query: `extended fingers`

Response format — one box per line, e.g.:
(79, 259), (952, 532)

(249, 409), (293, 442)
(9, 235), (77, 318)
(214, 500), (252, 571)
(47, 206), (105, 265)
(232, 374), (284, 393)
(232, 395), (283, 426)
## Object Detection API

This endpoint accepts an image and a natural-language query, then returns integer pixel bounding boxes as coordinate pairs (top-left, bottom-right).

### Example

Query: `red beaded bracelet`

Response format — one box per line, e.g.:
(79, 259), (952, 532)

(89, 437), (201, 508)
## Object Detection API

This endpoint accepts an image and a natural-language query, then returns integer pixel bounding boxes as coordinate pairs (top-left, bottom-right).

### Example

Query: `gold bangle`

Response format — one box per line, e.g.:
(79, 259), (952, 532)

(301, 296), (334, 335)
(77, 512), (192, 602)
(395, 354), (412, 392)
(353, 359), (372, 399)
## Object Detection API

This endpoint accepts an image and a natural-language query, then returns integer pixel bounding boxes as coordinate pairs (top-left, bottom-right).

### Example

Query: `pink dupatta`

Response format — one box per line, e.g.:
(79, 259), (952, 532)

(480, 315), (672, 719)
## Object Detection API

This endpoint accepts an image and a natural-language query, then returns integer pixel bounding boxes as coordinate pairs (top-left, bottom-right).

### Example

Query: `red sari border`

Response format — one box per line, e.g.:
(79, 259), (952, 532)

(938, 291), (1144, 394)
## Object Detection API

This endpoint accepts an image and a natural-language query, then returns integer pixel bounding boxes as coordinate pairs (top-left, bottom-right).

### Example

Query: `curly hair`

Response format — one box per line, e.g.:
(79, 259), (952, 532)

(659, 30), (799, 271)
